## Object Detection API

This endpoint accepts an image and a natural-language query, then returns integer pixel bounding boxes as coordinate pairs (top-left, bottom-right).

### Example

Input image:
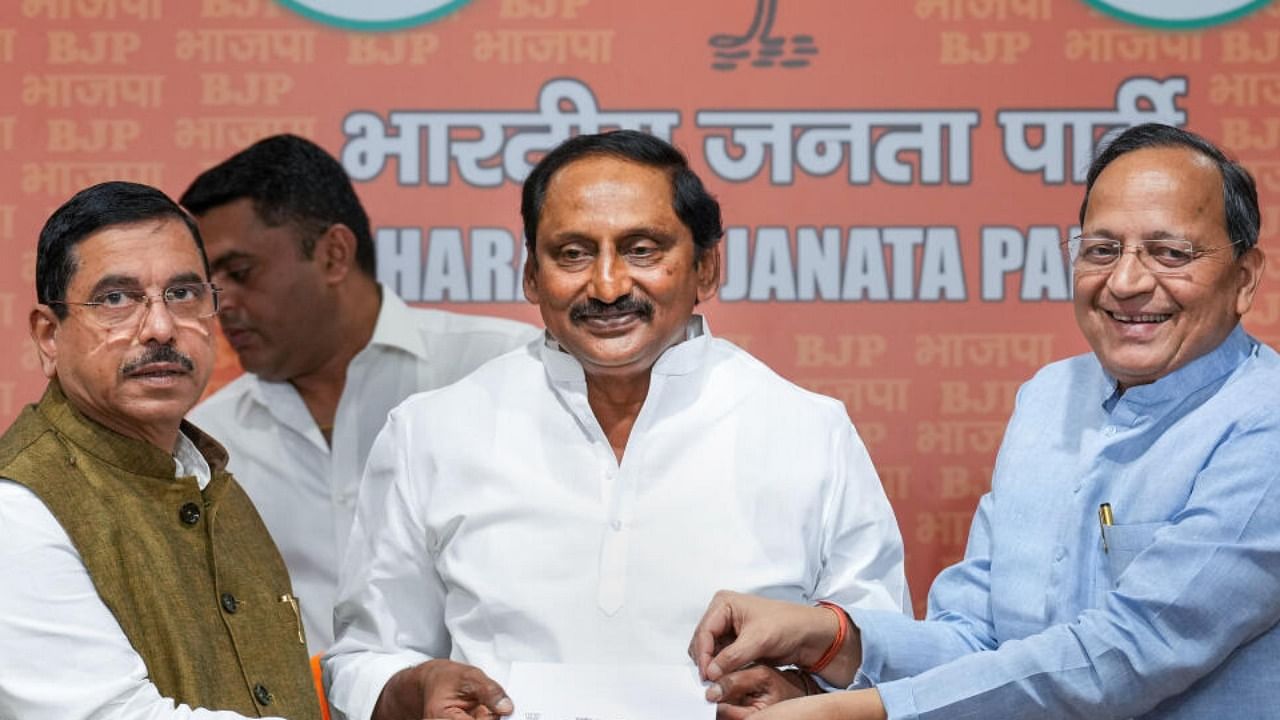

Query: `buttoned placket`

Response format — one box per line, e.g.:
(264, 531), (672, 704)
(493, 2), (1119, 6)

(1049, 385), (1158, 622)
(554, 372), (667, 617)
(330, 353), (367, 554)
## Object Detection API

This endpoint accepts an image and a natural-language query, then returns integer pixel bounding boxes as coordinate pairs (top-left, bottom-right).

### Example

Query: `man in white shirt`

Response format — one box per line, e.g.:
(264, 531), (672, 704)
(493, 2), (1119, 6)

(324, 130), (909, 720)
(180, 135), (539, 652)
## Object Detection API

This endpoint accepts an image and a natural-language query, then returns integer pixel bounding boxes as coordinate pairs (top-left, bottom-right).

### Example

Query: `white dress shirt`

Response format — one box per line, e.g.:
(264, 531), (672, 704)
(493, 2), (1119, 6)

(189, 289), (539, 652)
(0, 435), (283, 720)
(324, 317), (909, 720)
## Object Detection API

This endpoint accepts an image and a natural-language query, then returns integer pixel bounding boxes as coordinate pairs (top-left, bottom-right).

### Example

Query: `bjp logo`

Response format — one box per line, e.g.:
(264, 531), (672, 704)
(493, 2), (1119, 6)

(1083, 0), (1270, 28)
(277, 0), (473, 30)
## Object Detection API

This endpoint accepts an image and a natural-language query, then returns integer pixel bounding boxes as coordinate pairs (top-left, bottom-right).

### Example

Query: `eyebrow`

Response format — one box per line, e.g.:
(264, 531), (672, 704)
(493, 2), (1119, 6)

(546, 226), (683, 245)
(1085, 229), (1183, 242)
(87, 274), (143, 296)
(85, 272), (206, 297)
(623, 226), (681, 244)
(168, 271), (206, 286)
(210, 250), (254, 273)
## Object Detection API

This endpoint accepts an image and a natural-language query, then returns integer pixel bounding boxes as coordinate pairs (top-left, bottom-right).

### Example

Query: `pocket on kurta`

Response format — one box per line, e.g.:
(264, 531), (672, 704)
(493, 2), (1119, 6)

(1094, 521), (1169, 604)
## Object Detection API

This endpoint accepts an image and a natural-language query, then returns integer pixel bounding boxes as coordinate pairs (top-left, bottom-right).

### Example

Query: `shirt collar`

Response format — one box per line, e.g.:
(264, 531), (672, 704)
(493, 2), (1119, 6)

(540, 315), (710, 384)
(172, 430), (212, 489)
(1099, 323), (1255, 410)
(240, 285), (422, 417)
(366, 286), (429, 360)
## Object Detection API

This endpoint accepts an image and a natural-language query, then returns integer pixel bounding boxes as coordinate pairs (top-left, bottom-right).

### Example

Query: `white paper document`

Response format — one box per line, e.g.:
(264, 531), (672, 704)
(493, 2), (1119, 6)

(504, 661), (715, 720)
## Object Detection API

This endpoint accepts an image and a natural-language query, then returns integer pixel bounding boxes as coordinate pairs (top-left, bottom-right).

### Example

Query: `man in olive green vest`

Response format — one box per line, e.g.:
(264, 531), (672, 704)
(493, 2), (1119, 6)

(0, 181), (322, 720)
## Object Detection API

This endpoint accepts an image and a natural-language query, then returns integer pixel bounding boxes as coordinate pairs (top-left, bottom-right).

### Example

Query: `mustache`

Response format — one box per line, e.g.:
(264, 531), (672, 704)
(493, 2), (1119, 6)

(120, 344), (195, 375)
(569, 295), (654, 324)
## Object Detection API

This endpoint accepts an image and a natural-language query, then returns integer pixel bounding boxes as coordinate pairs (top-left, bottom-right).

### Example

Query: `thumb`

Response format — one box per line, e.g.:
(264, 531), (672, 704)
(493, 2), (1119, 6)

(476, 683), (513, 716)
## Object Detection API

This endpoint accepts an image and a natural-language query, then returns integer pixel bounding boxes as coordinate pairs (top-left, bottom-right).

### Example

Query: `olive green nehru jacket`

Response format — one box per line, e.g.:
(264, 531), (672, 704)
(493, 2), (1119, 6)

(0, 382), (321, 719)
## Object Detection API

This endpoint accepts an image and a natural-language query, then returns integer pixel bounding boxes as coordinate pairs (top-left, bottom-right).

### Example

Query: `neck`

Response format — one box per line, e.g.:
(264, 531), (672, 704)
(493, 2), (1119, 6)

(289, 279), (382, 433)
(586, 370), (652, 463)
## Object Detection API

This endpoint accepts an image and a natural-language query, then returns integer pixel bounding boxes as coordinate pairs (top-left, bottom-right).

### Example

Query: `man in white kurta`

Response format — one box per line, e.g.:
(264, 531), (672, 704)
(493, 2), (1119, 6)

(325, 319), (907, 717)
(325, 130), (907, 720)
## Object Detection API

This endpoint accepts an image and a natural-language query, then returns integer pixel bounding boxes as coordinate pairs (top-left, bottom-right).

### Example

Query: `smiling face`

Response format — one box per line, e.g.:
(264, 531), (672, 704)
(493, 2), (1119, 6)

(31, 219), (216, 449)
(523, 154), (720, 380)
(1074, 146), (1264, 389)
(195, 197), (336, 382)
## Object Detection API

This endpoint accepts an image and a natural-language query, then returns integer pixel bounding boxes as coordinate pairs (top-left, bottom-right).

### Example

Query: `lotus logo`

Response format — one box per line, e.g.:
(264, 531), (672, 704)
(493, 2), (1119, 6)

(277, 0), (474, 31)
(1083, 0), (1270, 28)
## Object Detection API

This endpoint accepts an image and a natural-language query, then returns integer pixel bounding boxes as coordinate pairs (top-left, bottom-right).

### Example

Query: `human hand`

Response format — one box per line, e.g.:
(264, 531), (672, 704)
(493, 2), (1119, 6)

(750, 688), (886, 720)
(708, 665), (812, 720)
(372, 659), (513, 720)
(689, 591), (847, 683)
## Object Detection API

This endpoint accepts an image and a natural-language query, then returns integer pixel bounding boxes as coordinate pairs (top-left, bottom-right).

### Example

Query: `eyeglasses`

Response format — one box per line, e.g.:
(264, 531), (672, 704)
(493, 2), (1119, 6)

(49, 282), (221, 328)
(1064, 236), (1236, 275)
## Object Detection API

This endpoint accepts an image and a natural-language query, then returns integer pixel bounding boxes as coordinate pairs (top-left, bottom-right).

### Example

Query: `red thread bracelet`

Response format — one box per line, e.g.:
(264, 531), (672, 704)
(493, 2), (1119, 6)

(801, 600), (849, 674)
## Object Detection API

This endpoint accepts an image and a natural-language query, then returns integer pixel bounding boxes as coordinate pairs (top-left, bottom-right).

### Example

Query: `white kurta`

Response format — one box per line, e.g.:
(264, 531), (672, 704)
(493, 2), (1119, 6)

(189, 289), (539, 651)
(324, 317), (909, 720)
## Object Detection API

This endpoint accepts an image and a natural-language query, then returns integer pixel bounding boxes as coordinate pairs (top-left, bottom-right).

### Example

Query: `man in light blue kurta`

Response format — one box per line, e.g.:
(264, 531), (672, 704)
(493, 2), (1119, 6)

(690, 124), (1280, 720)
(849, 323), (1280, 718)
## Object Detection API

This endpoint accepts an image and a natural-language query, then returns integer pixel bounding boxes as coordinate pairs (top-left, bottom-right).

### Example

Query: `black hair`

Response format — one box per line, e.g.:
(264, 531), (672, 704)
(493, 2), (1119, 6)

(37, 181), (207, 318)
(180, 134), (375, 275)
(521, 130), (724, 258)
(1081, 123), (1260, 257)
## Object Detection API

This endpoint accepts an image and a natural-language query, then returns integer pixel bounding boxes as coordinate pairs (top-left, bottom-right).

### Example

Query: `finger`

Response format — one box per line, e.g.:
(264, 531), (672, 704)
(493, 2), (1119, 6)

(461, 672), (514, 716)
(706, 633), (768, 683)
(711, 665), (774, 706)
(691, 594), (738, 677)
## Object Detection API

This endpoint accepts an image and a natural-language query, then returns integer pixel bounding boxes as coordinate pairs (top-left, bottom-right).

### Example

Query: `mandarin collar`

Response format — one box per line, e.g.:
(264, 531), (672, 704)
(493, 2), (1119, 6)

(38, 379), (229, 478)
(1100, 323), (1254, 411)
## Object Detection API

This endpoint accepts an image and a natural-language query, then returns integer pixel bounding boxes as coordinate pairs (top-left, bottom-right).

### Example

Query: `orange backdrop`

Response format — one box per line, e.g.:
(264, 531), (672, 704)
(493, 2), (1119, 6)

(3, 0), (1279, 615)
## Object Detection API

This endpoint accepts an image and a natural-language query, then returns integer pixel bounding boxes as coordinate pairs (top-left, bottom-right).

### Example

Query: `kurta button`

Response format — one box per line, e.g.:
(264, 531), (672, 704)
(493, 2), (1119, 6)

(220, 592), (238, 614)
(253, 683), (272, 706)
(179, 502), (201, 525)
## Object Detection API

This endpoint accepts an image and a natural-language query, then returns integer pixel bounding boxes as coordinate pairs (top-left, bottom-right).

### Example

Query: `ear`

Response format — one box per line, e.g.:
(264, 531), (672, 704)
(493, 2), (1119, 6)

(1235, 246), (1265, 316)
(522, 249), (540, 305)
(315, 223), (358, 285)
(29, 306), (60, 380)
(694, 244), (721, 304)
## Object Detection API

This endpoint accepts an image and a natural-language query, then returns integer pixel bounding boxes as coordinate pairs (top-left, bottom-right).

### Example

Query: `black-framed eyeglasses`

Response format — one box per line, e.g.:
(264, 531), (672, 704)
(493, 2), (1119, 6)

(48, 282), (221, 328)
(1064, 236), (1236, 275)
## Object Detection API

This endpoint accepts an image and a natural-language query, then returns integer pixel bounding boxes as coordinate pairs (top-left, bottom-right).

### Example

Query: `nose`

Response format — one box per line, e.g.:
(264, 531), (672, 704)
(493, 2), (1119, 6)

(588, 249), (633, 304)
(212, 273), (240, 312)
(1104, 248), (1157, 299)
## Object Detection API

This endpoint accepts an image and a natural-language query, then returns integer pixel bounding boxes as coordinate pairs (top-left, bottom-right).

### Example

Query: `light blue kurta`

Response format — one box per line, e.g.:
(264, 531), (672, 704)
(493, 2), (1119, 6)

(855, 325), (1280, 718)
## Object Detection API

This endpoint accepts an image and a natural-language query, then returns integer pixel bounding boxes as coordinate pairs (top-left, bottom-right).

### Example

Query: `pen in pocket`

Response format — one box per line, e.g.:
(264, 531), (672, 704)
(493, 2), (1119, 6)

(1098, 502), (1114, 554)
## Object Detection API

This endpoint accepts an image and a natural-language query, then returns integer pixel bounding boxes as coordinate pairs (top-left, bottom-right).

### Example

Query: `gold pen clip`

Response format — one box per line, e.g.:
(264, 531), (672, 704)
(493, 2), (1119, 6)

(279, 594), (304, 645)
(1098, 503), (1114, 554)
